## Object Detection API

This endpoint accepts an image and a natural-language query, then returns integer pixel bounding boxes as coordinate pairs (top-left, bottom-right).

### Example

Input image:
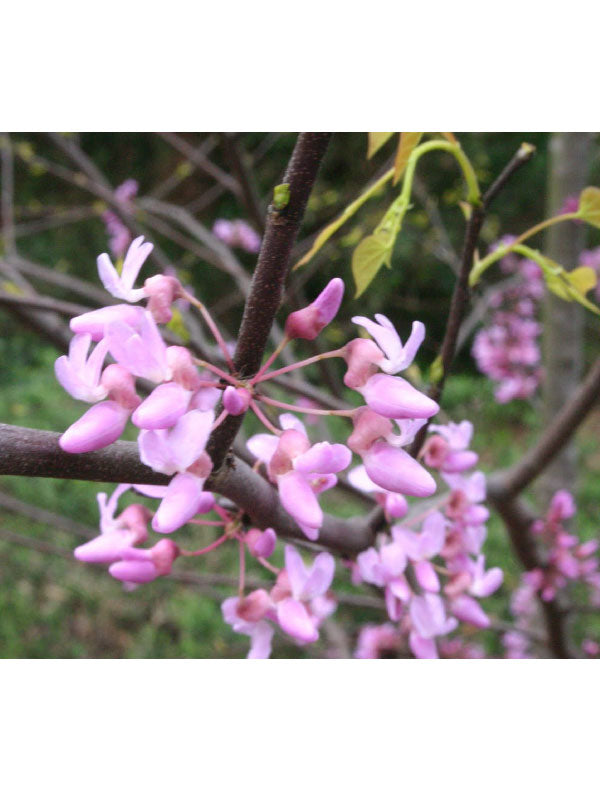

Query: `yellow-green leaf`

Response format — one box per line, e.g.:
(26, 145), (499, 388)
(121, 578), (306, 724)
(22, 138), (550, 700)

(569, 266), (597, 295)
(393, 132), (423, 185)
(293, 167), (394, 270)
(352, 234), (392, 298)
(367, 132), (395, 159)
(578, 187), (600, 228)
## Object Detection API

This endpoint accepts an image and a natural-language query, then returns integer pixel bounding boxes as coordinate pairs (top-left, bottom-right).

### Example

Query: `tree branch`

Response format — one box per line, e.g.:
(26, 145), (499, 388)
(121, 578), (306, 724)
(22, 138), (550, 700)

(207, 132), (332, 471)
(0, 423), (375, 556)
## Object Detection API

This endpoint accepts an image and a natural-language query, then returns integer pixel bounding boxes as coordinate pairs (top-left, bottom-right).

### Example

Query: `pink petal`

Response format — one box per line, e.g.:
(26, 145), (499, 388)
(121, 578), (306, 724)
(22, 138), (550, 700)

(362, 374), (439, 420)
(109, 559), (158, 584)
(59, 401), (129, 453)
(70, 304), (145, 341)
(414, 560), (441, 593)
(152, 473), (207, 534)
(277, 471), (323, 530)
(363, 441), (436, 497)
(293, 442), (352, 474)
(132, 382), (191, 429)
(277, 598), (319, 643)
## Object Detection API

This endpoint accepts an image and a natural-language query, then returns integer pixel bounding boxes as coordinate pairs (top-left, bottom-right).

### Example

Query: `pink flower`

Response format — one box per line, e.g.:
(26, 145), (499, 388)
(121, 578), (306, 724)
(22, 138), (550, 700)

(247, 414), (351, 539)
(351, 315), (425, 375)
(97, 235), (153, 302)
(213, 219), (261, 253)
(285, 278), (344, 340)
(221, 596), (274, 659)
(54, 334), (109, 403)
(105, 309), (170, 384)
(355, 624), (402, 658)
(109, 538), (180, 585)
(275, 546), (335, 644)
(74, 484), (150, 563)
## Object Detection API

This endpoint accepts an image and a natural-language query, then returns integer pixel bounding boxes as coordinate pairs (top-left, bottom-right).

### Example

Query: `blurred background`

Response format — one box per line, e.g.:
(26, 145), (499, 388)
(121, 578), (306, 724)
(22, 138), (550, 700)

(1, 132), (599, 657)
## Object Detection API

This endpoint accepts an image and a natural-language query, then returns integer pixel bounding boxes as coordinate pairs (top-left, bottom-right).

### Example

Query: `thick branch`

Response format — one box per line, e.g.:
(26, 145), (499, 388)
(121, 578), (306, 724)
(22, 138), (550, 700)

(0, 424), (374, 556)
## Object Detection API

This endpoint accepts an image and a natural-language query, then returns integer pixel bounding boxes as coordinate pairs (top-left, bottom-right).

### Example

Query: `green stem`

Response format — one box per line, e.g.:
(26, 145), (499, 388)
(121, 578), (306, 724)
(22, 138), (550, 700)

(468, 212), (580, 286)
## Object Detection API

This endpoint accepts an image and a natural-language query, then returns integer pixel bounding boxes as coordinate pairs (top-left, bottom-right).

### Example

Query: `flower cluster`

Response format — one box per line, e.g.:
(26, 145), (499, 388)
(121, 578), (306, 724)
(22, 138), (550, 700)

(352, 420), (502, 658)
(213, 218), (261, 253)
(504, 490), (600, 658)
(54, 233), (505, 657)
(472, 238), (544, 403)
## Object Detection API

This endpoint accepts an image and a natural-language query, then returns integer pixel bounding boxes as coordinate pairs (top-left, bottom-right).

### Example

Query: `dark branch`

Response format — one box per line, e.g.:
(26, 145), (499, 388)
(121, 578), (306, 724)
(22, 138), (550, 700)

(207, 132), (332, 471)
(0, 424), (375, 556)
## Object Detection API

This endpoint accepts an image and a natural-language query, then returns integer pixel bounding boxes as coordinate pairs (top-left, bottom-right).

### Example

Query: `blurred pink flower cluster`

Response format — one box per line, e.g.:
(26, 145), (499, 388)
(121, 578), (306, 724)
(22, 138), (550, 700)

(504, 490), (600, 658)
(352, 420), (502, 658)
(213, 218), (261, 253)
(102, 179), (139, 259)
(472, 237), (544, 403)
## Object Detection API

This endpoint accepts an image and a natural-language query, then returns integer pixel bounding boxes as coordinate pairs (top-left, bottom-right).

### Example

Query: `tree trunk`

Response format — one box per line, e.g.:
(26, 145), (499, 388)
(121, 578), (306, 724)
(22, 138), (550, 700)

(538, 133), (593, 505)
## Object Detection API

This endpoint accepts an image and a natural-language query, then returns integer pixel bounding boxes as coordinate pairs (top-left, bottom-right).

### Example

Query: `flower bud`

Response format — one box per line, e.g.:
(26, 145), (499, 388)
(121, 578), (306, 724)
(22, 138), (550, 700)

(284, 278), (344, 340)
(223, 386), (252, 416)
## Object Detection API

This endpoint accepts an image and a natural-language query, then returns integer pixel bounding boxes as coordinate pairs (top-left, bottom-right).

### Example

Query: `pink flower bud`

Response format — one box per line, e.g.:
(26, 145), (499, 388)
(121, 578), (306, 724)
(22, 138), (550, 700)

(144, 274), (182, 323)
(284, 278), (344, 340)
(246, 527), (277, 558)
(223, 386), (252, 416)
(343, 338), (383, 389)
(59, 401), (130, 453)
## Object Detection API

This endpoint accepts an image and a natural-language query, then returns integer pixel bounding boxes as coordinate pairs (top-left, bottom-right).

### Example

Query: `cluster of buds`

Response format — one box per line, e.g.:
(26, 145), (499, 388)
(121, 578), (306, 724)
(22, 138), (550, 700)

(352, 421), (502, 659)
(472, 238), (544, 403)
(504, 490), (600, 658)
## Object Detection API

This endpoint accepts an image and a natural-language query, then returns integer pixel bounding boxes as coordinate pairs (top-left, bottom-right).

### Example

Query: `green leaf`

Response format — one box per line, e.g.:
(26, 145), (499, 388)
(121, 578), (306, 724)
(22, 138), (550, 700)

(367, 132), (395, 159)
(352, 234), (392, 298)
(293, 167), (394, 270)
(577, 187), (600, 228)
(393, 132), (423, 185)
(569, 265), (597, 295)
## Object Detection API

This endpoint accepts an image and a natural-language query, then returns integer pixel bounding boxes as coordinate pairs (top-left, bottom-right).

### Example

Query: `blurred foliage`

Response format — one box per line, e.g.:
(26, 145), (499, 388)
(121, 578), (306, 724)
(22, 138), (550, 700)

(2, 132), (600, 658)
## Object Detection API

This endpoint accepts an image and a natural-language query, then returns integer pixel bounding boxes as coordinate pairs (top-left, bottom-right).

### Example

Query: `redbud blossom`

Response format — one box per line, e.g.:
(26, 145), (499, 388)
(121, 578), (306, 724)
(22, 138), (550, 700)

(284, 277), (344, 340)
